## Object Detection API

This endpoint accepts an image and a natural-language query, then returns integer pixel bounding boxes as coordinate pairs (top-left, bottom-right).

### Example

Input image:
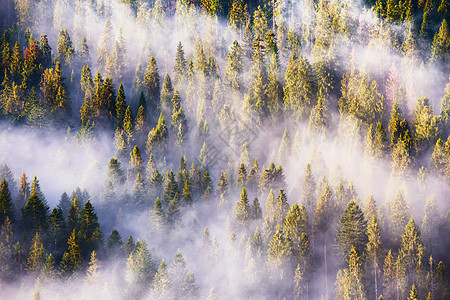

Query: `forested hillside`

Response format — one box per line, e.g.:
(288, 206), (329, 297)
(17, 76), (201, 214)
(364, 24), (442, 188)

(0, 0), (449, 299)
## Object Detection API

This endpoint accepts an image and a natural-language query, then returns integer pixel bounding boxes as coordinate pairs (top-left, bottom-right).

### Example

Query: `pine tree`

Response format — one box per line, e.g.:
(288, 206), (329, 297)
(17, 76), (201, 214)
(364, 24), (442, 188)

(48, 207), (66, 253)
(116, 82), (127, 129)
(152, 259), (171, 299)
(283, 54), (316, 121)
(234, 187), (251, 227)
(274, 189), (290, 226)
(173, 42), (187, 86)
(284, 202), (309, 245)
(22, 186), (49, 233)
(198, 142), (209, 172)
(335, 246), (367, 300)
(407, 284), (419, 300)
(412, 97), (439, 156)
(277, 129), (290, 165)
(313, 181), (334, 243)
(389, 189), (410, 245)
(84, 250), (100, 285)
(57, 192), (71, 219)
(336, 200), (368, 261)
(79, 200), (102, 256)
(169, 250), (187, 296)
(56, 28), (75, 66)
(161, 73), (174, 114)
(79, 35), (90, 65)
(430, 19), (450, 65)
(225, 40), (244, 91)
(267, 226), (293, 277)
(125, 239), (156, 295)
(301, 163), (316, 215)
(40, 254), (59, 283)
(129, 145), (145, 179)
(0, 178), (14, 224)
(366, 215), (383, 300)
(251, 197), (262, 220)
(40, 34), (52, 68)
(134, 105), (149, 147)
(26, 232), (45, 274)
(247, 159), (260, 192)
(151, 197), (166, 230)
(144, 56), (160, 117)
(236, 163), (247, 188)
(106, 229), (123, 258)
(399, 217), (424, 276)
(421, 195), (440, 251)
(431, 138), (449, 180)
(60, 229), (81, 275)
(167, 195), (181, 226)
(146, 113), (168, 156)
(1, 163), (17, 197)
(67, 197), (80, 233)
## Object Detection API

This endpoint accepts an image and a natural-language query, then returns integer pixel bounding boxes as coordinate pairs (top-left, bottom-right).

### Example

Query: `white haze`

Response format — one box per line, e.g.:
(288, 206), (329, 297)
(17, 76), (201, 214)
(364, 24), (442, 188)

(0, 0), (448, 299)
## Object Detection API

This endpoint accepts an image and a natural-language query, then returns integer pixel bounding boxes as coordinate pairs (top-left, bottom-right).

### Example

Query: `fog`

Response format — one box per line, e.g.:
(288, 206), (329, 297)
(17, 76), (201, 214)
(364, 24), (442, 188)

(0, 0), (449, 299)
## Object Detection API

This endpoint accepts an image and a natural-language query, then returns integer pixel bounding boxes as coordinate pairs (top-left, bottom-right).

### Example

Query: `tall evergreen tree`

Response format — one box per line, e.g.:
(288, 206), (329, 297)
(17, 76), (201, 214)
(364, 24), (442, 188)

(173, 42), (187, 85)
(0, 178), (14, 224)
(336, 200), (368, 261)
(143, 56), (160, 117)
(234, 186), (251, 227)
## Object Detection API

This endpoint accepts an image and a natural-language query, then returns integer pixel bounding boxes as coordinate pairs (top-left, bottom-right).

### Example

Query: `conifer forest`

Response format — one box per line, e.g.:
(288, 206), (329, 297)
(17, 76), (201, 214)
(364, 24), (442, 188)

(0, 0), (449, 298)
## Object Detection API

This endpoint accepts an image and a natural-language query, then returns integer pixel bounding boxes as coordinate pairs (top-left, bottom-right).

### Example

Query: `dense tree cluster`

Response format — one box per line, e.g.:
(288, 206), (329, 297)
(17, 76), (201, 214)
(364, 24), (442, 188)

(0, 0), (449, 298)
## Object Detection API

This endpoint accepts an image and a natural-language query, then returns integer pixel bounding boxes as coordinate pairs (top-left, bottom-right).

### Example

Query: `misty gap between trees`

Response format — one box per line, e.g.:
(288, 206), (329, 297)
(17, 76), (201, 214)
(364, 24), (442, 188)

(0, 0), (449, 299)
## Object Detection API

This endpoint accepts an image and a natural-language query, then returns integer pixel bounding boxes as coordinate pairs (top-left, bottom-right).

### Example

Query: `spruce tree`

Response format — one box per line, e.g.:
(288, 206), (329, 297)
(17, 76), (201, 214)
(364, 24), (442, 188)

(301, 163), (316, 215)
(60, 229), (81, 275)
(0, 178), (14, 224)
(15, 171), (30, 212)
(173, 41), (187, 85)
(22, 187), (49, 233)
(116, 82), (127, 129)
(336, 200), (368, 261)
(234, 187), (251, 227)
(143, 56), (160, 117)
(146, 113), (168, 156)
(284, 202), (309, 245)
(161, 73), (174, 114)
(26, 232), (45, 274)
(225, 40), (244, 91)
(335, 246), (367, 300)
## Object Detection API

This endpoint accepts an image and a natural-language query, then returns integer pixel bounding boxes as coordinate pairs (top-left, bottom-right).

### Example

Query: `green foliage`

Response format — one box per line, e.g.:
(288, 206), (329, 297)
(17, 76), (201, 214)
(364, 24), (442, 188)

(336, 200), (368, 261)
(56, 28), (75, 66)
(0, 178), (14, 224)
(234, 186), (251, 227)
(146, 113), (168, 156)
(144, 56), (161, 116)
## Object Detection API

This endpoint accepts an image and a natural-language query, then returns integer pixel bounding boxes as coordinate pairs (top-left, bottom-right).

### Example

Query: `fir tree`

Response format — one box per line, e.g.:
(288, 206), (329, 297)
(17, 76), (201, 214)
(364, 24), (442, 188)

(22, 187), (49, 233)
(26, 232), (45, 274)
(161, 73), (174, 114)
(301, 163), (316, 215)
(284, 202), (309, 245)
(173, 41), (187, 85)
(152, 259), (171, 299)
(84, 250), (100, 285)
(116, 82), (127, 129)
(107, 229), (123, 258)
(144, 56), (160, 117)
(60, 229), (81, 275)
(146, 113), (168, 156)
(335, 246), (367, 300)
(336, 200), (368, 261)
(0, 178), (14, 224)
(234, 187), (251, 227)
